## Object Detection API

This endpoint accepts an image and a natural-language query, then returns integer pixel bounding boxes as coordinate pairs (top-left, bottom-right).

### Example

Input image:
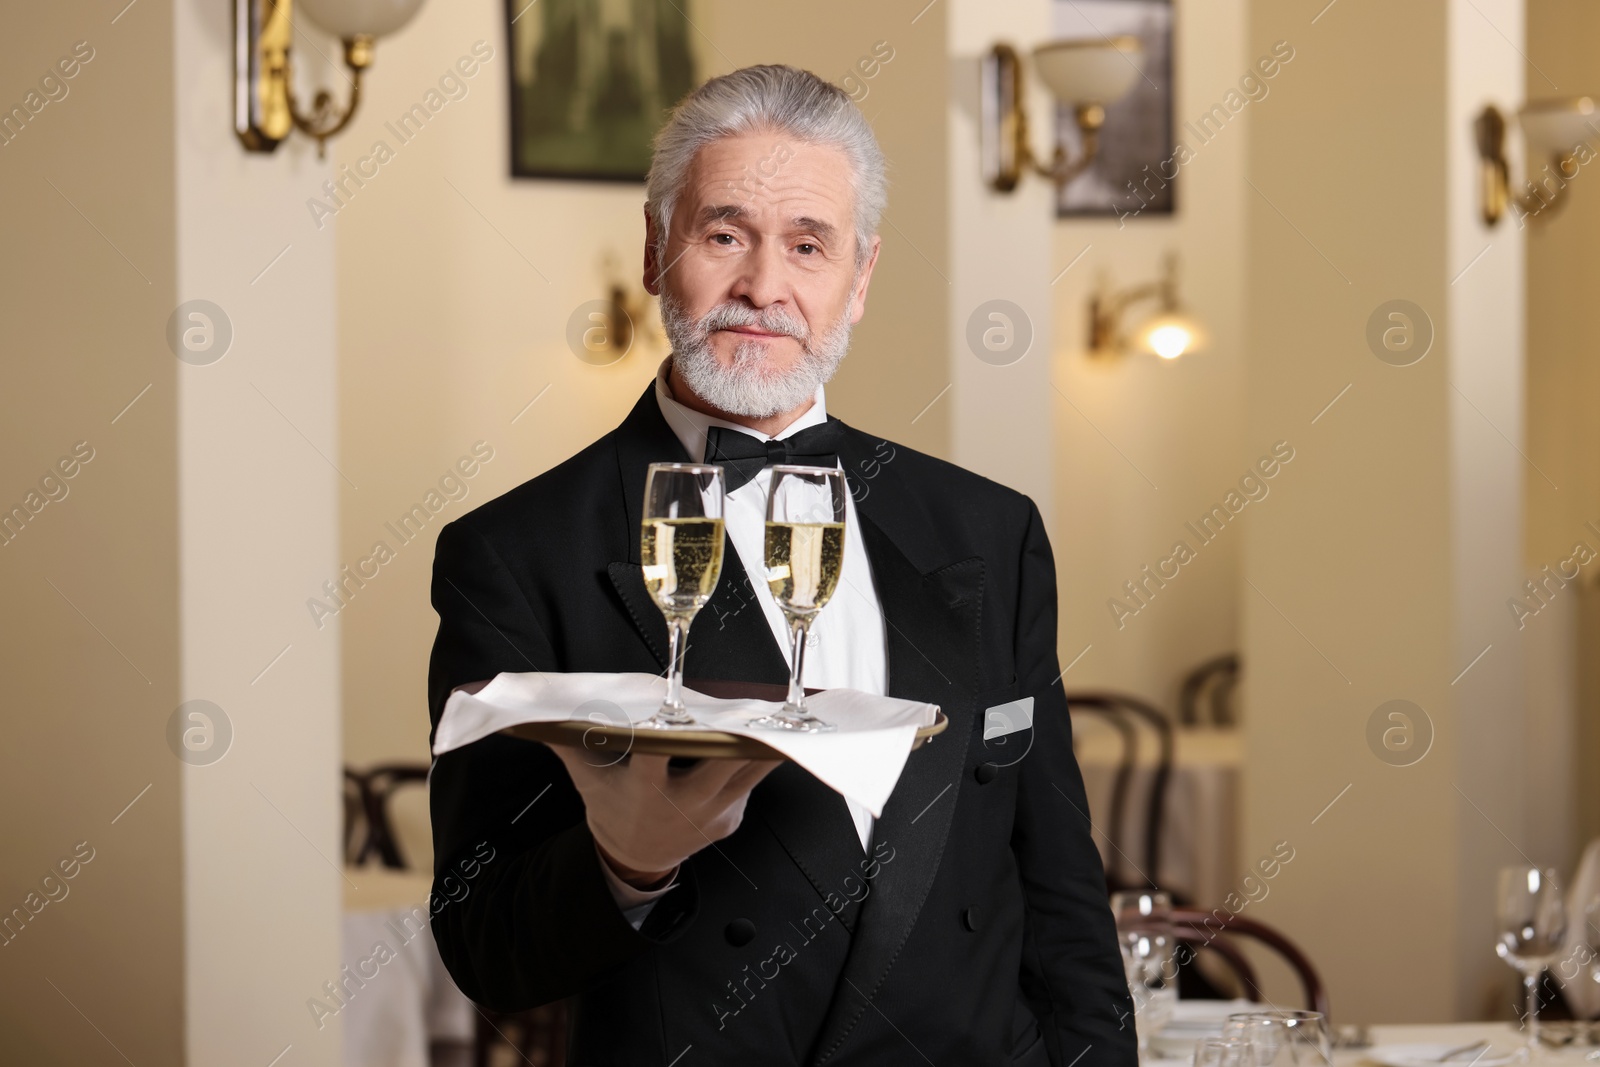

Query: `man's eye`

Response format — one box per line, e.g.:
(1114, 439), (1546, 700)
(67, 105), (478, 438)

(796, 243), (818, 255)
(711, 233), (735, 246)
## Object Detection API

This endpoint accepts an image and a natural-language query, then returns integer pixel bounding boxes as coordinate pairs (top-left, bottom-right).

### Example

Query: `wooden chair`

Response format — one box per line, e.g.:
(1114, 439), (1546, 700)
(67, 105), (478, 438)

(360, 763), (431, 870)
(343, 768), (373, 866)
(1065, 692), (1176, 895)
(1168, 907), (1331, 1020)
(1180, 654), (1239, 727)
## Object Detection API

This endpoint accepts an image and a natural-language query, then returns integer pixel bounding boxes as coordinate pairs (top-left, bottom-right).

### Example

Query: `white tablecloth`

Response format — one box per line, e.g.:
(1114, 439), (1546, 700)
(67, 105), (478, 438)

(1075, 723), (1241, 906)
(1147, 1021), (1591, 1064)
(340, 868), (474, 1067)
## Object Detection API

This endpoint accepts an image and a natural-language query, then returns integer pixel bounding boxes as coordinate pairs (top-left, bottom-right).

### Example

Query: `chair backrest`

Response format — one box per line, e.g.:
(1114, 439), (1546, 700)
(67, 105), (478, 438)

(1180, 653), (1240, 726)
(360, 763), (431, 871)
(342, 768), (371, 866)
(1168, 906), (1331, 1020)
(1066, 691), (1175, 891)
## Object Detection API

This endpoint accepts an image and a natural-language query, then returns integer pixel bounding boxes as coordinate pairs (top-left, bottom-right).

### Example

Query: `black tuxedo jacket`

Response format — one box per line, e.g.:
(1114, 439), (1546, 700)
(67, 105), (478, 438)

(426, 382), (1136, 1066)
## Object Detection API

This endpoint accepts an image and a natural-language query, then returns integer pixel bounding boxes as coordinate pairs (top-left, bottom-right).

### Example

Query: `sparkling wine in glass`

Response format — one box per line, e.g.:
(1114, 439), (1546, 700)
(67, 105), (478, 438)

(749, 465), (846, 733)
(639, 463), (726, 728)
(1497, 865), (1568, 1056)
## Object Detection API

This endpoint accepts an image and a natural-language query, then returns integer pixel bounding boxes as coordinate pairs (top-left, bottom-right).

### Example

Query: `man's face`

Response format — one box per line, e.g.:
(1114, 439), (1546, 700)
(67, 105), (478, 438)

(645, 131), (881, 418)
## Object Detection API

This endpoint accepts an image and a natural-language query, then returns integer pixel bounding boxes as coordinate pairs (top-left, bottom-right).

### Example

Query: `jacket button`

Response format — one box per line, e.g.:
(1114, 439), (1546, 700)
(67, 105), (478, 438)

(962, 906), (980, 932)
(974, 762), (999, 784)
(725, 918), (756, 946)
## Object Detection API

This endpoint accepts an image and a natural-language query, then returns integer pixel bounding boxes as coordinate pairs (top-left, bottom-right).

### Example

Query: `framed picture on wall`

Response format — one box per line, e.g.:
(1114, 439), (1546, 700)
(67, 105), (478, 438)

(1050, 0), (1175, 218)
(505, 0), (700, 181)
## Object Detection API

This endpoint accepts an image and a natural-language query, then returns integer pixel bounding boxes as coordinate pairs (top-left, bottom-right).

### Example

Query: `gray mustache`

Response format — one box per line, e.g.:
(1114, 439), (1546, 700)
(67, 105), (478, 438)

(697, 303), (809, 342)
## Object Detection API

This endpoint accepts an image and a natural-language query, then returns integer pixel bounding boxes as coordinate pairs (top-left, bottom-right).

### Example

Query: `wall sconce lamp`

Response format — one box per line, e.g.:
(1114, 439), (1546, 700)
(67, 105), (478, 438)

(1476, 98), (1598, 226)
(1089, 253), (1205, 360)
(234, 0), (426, 157)
(982, 37), (1145, 193)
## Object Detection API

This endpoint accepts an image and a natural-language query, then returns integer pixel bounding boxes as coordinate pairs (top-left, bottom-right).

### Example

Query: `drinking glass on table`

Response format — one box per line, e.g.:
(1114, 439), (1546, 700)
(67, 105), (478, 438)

(1192, 1037), (1251, 1067)
(749, 465), (847, 733)
(639, 463), (726, 728)
(1112, 890), (1177, 1059)
(1496, 865), (1568, 1057)
(1225, 1010), (1332, 1066)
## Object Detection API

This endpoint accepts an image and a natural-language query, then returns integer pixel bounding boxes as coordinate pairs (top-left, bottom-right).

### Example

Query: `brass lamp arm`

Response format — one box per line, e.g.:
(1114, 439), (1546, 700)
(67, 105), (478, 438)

(285, 35), (372, 158)
(1089, 281), (1161, 352)
(1020, 103), (1108, 187)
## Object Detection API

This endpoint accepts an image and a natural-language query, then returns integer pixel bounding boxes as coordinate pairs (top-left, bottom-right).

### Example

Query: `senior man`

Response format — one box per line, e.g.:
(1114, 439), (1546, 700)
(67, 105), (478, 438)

(427, 64), (1135, 1066)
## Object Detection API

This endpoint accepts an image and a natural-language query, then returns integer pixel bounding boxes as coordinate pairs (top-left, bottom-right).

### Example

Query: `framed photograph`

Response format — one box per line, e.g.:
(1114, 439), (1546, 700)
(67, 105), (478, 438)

(1050, 0), (1174, 218)
(505, 0), (700, 182)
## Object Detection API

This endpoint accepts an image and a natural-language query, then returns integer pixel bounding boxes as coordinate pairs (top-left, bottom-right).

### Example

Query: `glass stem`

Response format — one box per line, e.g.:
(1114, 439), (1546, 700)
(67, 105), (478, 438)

(785, 616), (809, 712)
(1526, 970), (1541, 1051)
(664, 616), (689, 712)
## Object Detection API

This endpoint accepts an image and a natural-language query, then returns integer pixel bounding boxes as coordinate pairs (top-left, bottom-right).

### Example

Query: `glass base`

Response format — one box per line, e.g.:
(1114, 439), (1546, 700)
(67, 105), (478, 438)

(746, 710), (835, 733)
(638, 704), (697, 729)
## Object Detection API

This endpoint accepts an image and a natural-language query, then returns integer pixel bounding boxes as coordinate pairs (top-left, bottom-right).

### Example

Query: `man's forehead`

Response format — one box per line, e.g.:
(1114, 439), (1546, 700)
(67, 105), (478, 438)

(679, 135), (853, 227)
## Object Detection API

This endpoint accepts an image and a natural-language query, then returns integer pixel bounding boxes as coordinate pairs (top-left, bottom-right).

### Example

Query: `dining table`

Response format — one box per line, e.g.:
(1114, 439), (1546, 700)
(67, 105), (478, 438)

(1145, 1020), (1593, 1064)
(341, 865), (475, 1067)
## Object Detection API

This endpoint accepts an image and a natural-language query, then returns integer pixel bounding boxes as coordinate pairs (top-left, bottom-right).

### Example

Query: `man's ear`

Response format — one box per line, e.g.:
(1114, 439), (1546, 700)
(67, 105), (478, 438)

(848, 233), (882, 325)
(643, 205), (662, 296)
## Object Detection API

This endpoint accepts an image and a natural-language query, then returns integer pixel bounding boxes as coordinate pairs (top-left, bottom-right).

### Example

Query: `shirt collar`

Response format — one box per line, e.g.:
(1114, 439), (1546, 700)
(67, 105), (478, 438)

(653, 356), (829, 465)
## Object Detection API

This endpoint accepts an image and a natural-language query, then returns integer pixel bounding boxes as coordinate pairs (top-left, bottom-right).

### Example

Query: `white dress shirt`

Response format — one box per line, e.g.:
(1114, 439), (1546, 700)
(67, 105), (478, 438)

(599, 358), (890, 928)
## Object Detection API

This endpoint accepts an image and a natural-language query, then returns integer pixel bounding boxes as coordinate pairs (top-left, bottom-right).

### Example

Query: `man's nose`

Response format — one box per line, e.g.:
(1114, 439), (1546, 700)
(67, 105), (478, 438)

(727, 237), (790, 311)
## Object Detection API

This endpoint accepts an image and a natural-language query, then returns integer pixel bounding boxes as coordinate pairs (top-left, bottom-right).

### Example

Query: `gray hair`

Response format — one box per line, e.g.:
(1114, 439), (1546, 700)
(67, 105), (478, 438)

(645, 64), (888, 272)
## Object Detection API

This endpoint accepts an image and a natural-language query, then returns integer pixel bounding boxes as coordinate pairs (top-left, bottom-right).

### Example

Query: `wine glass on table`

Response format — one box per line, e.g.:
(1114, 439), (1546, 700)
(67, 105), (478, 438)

(1192, 1037), (1252, 1067)
(748, 465), (846, 733)
(1112, 890), (1177, 1060)
(639, 463), (726, 729)
(1497, 865), (1568, 1058)
(1228, 1010), (1332, 1066)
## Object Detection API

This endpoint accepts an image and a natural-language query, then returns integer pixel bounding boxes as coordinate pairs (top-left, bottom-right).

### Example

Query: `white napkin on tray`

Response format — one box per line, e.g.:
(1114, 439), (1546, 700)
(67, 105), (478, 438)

(433, 672), (940, 817)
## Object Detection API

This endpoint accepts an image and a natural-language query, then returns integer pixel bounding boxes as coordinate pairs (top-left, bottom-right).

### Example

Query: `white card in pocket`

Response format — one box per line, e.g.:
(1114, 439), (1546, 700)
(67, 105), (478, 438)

(983, 696), (1034, 740)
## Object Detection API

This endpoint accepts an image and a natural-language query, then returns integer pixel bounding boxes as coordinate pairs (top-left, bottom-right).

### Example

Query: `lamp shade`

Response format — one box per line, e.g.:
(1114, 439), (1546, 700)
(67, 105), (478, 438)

(1031, 36), (1144, 106)
(297, 0), (425, 38)
(1518, 96), (1598, 157)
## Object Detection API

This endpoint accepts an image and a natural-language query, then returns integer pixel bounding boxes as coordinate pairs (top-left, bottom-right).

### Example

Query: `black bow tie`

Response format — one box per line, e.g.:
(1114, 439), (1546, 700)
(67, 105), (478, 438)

(704, 421), (844, 493)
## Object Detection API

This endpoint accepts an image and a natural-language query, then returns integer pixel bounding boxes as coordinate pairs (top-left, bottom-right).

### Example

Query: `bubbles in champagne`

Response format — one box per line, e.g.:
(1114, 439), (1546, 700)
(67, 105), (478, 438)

(764, 522), (845, 614)
(641, 518), (725, 617)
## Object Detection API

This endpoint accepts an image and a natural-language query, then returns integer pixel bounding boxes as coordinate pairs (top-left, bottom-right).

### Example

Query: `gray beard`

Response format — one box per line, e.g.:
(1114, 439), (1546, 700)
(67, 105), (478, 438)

(659, 288), (855, 419)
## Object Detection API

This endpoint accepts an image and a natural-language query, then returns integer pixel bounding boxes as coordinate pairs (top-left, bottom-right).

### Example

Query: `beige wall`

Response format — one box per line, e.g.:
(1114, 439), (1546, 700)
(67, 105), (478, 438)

(1, 0), (344, 1061)
(1048, 0), (1249, 717)
(1525, 0), (1600, 862)
(0, 3), (184, 1061)
(335, 0), (954, 766)
(1241, 0), (1534, 1023)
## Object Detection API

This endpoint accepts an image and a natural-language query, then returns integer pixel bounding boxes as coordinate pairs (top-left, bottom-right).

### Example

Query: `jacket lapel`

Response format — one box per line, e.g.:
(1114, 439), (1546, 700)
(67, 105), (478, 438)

(804, 426), (985, 1066)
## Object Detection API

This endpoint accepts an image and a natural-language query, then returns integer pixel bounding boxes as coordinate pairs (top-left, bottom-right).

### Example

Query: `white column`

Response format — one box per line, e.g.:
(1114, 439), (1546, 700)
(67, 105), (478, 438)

(173, 0), (343, 1060)
(947, 0), (1055, 514)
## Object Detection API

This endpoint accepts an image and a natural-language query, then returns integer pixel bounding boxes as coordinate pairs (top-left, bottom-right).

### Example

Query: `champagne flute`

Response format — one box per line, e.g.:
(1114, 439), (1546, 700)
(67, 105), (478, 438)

(749, 465), (846, 733)
(1497, 865), (1568, 1057)
(639, 463), (726, 729)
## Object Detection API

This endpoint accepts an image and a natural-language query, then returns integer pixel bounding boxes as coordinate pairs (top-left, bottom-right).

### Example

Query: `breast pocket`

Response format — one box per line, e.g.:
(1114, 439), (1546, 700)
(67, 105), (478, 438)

(973, 676), (1034, 772)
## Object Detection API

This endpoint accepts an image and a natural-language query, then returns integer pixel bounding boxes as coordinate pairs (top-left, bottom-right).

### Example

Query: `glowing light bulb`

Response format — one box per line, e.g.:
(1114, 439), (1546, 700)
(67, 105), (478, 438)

(1148, 324), (1191, 359)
